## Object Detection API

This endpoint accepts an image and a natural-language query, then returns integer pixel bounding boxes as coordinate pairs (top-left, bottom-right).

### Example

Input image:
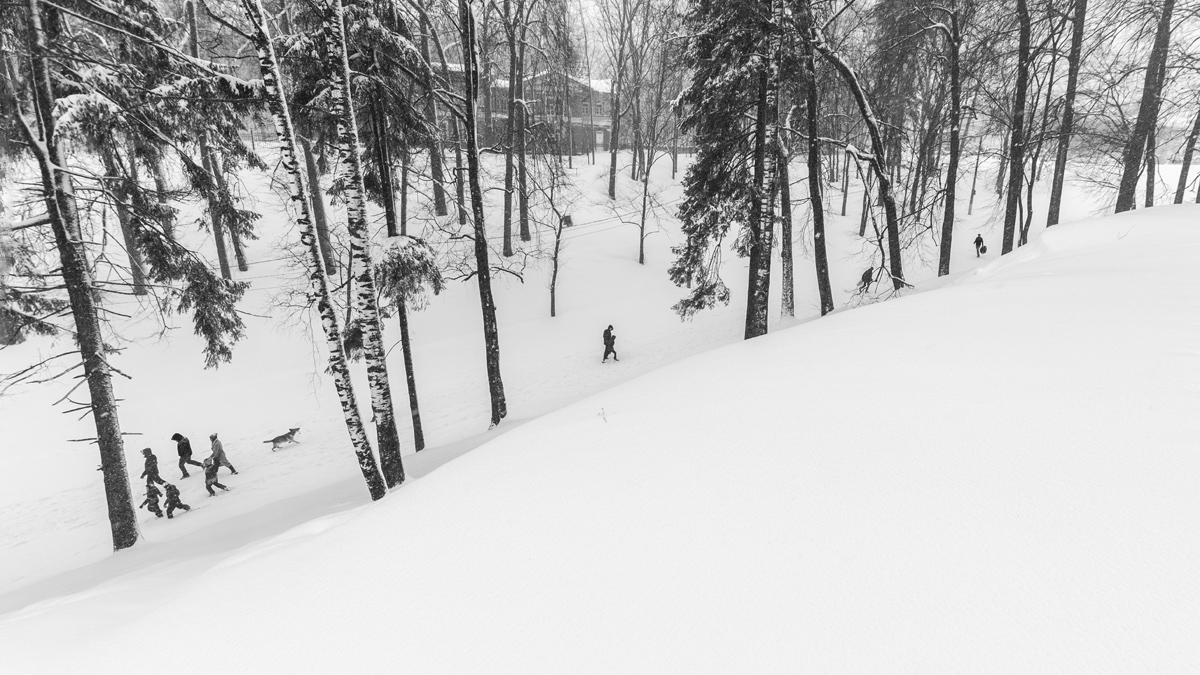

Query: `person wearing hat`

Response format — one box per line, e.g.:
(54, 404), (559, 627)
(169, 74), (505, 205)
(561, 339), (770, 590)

(974, 234), (985, 257)
(858, 267), (874, 293)
(170, 433), (204, 479)
(203, 458), (230, 497)
(162, 482), (190, 518)
(208, 433), (238, 475)
(602, 325), (618, 363)
(140, 447), (166, 486)
(139, 482), (163, 518)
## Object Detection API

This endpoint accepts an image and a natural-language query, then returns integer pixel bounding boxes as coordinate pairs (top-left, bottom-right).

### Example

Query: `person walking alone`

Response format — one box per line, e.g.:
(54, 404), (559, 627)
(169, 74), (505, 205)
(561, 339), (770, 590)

(171, 433), (204, 479)
(208, 433), (238, 475)
(858, 267), (874, 293)
(974, 234), (985, 258)
(602, 325), (619, 363)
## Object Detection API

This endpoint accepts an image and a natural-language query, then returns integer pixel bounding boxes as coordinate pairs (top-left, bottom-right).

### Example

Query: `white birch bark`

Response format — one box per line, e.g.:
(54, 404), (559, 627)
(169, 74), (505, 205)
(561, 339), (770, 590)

(324, 0), (405, 488)
(237, 0), (386, 500)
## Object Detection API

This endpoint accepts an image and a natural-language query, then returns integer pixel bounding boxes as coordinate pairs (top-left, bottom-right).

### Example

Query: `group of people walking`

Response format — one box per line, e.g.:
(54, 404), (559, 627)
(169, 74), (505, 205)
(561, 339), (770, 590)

(138, 432), (240, 519)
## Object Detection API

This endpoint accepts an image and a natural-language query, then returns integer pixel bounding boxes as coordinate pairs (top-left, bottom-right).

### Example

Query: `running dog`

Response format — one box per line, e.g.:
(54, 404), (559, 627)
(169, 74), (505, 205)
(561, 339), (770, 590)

(263, 427), (300, 451)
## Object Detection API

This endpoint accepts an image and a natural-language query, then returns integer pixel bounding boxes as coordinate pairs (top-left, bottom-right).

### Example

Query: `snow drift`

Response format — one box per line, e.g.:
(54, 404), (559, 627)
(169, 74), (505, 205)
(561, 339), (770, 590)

(1, 205), (1198, 673)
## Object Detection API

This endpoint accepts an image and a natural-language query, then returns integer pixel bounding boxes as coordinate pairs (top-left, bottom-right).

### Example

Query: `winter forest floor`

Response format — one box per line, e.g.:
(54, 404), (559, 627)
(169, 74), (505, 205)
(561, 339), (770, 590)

(1, 151), (1198, 672)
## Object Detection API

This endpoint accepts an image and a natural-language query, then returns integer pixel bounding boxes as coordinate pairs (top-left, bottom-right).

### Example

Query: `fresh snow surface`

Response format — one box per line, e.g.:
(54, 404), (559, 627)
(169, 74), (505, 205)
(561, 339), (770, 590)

(1, 154), (1198, 672)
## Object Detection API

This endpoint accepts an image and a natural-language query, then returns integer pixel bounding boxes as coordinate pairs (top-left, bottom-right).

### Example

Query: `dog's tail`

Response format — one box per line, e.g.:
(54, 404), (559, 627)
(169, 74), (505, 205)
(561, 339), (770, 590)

(262, 440), (273, 444)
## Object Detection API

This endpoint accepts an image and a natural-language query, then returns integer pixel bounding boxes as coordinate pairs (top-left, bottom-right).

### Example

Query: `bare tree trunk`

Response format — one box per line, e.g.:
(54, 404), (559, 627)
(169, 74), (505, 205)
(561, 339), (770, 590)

(22, 0), (139, 550)
(550, 217), (564, 316)
(300, 137), (338, 276)
(502, 1), (518, 256)
(745, 68), (773, 339)
(210, 150), (249, 271)
(859, 174), (871, 237)
(1047, 0), (1087, 226)
(745, 0), (781, 339)
(1002, 0), (1031, 254)
(802, 26), (833, 315)
(1115, 0), (1174, 212)
(427, 29), (468, 227)
(810, 23), (905, 290)
(150, 157), (175, 240)
(419, 1), (448, 217)
(239, 0), (386, 500)
(517, 36), (531, 242)
(1174, 108), (1200, 203)
(189, 1), (232, 280)
(779, 145), (794, 318)
(460, 0), (508, 427)
(936, 2), (961, 277)
(396, 302), (424, 451)
(325, 0), (404, 488)
(1145, 57), (1168, 208)
(1145, 122), (1157, 208)
(371, 96), (399, 237)
(400, 147), (410, 234)
(102, 148), (148, 295)
(580, 0), (597, 165)
(608, 79), (623, 199)
(840, 134), (850, 216)
(201, 152), (233, 279)
(968, 138), (982, 215)
(1141, 55), (1167, 209)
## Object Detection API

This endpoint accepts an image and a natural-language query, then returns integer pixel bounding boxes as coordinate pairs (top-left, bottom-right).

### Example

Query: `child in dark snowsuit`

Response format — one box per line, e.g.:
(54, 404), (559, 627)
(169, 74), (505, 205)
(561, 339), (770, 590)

(162, 482), (190, 518)
(171, 433), (204, 478)
(602, 325), (618, 363)
(141, 448), (166, 486)
(203, 458), (229, 497)
(139, 483), (164, 518)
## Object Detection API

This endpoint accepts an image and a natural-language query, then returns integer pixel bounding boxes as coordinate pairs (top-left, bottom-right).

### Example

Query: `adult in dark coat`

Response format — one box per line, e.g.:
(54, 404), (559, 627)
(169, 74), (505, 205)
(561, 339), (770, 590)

(602, 325), (619, 363)
(140, 448), (166, 486)
(858, 267), (873, 293)
(171, 433), (204, 478)
(974, 234), (985, 257)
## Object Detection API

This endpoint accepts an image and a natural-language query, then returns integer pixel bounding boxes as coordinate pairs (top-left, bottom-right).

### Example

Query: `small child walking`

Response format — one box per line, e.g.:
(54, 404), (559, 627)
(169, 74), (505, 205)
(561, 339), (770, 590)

(139, 483), (164, 518)
(141, 448), (166, 486)
(162, 482), (190, 518)
(203, 458), (230, 497)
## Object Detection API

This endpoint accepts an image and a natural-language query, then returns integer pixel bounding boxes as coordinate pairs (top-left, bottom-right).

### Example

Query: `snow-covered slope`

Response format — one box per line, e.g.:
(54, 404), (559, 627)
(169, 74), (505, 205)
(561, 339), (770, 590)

(2, 204), (1196, 673)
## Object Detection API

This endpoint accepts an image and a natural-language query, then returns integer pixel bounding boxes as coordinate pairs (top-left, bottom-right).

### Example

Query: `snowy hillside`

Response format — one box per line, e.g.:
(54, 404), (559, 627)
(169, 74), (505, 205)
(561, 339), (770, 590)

(2, 198), (1197, 672)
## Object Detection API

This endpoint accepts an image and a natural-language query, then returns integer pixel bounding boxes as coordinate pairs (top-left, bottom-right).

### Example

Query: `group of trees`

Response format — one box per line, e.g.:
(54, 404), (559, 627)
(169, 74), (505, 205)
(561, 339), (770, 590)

(2, 0), (1198, 550)
(671, 0), (1200, 338)
(0, 0), (689, 551)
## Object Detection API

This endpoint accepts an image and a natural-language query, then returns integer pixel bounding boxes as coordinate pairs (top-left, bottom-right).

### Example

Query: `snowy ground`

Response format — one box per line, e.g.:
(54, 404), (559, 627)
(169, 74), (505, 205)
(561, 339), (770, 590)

(1, 152), (1197, 672)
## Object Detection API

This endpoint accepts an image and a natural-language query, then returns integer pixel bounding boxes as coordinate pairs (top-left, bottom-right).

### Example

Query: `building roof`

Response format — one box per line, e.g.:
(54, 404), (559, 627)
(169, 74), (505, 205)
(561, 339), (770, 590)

(493, 70), (612, 95)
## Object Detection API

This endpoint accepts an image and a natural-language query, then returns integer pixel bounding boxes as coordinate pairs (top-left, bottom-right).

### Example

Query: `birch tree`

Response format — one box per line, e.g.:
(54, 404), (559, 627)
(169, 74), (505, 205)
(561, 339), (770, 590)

(238, 0), (387, 500)
(324, 0), (406, 488)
